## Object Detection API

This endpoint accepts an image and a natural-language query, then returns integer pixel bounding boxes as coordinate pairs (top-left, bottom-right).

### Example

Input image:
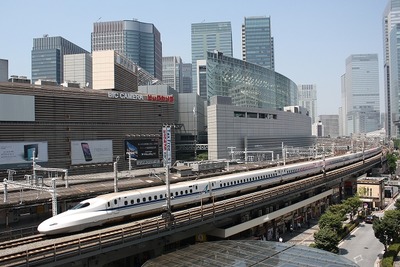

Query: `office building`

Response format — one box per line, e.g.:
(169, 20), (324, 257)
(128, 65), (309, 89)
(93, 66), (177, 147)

(206, 51), (297, 109)
(92, 20), (162, 81)
(242, 16), (274, 70)
(208, 96), (313, 160)
(182, 63), (193, 93)
(383, 0), (400, 138)
(341, 54), (380, 135)
(196, 60), (207, 100)
(319, 115), (339, 138)
(0, 59), (8, 82)
(64, 53), (92, 88)
(162, 56), (183, 92)
(297, 84), (317, 124)
(191, 22), (232, 92)
(32, 36), (89, 84)
(92, 50), (137, 92)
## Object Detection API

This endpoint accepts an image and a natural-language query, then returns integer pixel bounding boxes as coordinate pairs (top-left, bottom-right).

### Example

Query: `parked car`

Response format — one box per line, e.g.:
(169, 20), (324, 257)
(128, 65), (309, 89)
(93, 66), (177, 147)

(364, 215), (376, 224)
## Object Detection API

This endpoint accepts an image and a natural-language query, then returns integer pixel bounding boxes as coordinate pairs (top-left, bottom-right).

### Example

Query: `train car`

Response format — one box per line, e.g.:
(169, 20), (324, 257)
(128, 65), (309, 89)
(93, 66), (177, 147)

(38, 146), (381, 235)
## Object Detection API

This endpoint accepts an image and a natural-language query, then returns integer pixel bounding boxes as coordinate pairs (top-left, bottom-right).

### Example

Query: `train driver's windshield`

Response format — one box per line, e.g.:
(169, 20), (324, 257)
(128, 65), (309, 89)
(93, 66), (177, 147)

(70, 202), (90, 210)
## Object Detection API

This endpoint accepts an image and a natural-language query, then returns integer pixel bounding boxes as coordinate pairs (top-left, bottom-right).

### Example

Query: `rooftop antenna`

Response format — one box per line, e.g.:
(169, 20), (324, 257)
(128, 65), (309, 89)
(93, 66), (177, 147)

(96, 17), (102, 22)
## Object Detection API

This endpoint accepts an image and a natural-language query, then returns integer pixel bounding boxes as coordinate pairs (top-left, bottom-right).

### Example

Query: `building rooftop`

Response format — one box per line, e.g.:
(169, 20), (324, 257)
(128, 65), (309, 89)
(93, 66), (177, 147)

(142, 240), (358, 267)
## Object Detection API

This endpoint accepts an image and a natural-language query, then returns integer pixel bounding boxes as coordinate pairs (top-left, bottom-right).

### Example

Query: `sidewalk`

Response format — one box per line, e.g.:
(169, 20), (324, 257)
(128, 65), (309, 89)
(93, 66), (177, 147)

(279, 219), (320, 246)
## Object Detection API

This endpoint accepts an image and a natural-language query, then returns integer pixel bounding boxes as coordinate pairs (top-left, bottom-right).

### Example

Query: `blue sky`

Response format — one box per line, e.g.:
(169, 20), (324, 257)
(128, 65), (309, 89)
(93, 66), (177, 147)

(1, 0), (386, 115)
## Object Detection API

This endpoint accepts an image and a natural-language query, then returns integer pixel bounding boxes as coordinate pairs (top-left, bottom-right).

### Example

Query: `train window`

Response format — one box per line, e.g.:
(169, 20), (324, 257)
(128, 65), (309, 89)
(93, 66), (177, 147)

(124, 201), (128, 205)
(220, 184), (222, 188)
(107, 202), (110, 207)
(185, 190), (188, 194)
(195, 186), (198, 190)
(180, 191), (183, 195)
(224, 183), (226, 187)
(143, 197), (146, 202)
(175, 192), (178, 196)
(160, 194), (163, 199)
(154, 195), (158, 200)
(137, 199), (140, 203)
(171, 193), (173, 197)
(71, 202), (90, 210)
(190, 189), (192, 193)
(131, 200), (134, 204)
(114, 199), (117, 205)
(149, 196), (152, 201)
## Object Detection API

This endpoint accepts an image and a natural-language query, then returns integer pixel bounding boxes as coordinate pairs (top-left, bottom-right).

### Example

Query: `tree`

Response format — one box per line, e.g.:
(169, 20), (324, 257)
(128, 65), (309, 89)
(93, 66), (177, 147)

(327, 204), (347, 220)
(318, 212), (342, 233)
(342, 196), (362, 221)
(314, 227), (340, 253)
(386, 152), (398, 174)
(373, 210), (400, 251)
(394, 199), (400, 210)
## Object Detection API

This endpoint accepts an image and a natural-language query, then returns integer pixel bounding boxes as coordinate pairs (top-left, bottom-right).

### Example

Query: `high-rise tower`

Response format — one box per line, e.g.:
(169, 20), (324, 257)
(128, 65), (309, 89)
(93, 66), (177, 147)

(383, 0), (400, 138)
(242, 16), (274, 70)
(162, 56), (183, 92)
(341, 54), (380, 135)
(297, 84), (317, 123)
(31, 36), (88, 84)
(92, 20), (162, 81)
(191, 22), (233, 94)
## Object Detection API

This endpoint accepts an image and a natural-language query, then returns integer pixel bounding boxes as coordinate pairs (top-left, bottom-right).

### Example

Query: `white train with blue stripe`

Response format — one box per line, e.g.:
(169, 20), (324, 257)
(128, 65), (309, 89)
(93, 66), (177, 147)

(38, 147), (381, 235)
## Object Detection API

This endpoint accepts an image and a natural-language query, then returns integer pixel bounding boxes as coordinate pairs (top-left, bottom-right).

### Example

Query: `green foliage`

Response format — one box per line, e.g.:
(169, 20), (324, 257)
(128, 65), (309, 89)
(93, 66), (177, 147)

(327, 204), (347, 219)
(314, 227), (339, 254)
(318, 212), (343, 233)
(373, 210), (400, 251)
(393, 139), (400, 150)
(394, 199), (400, 210)
(382, 242), (400, 267)
(342, 196), (362, 221)
(196, 152), (208, 161)
(386, 152), (398, 174)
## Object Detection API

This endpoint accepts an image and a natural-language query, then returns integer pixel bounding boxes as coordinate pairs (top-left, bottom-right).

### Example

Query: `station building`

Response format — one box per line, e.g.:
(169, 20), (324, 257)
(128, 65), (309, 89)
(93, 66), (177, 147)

(0, 82), (175, 175)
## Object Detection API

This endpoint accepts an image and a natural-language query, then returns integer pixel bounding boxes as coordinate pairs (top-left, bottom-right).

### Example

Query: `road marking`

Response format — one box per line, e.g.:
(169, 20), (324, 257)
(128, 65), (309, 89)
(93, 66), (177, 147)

(354, 255), (363, 263)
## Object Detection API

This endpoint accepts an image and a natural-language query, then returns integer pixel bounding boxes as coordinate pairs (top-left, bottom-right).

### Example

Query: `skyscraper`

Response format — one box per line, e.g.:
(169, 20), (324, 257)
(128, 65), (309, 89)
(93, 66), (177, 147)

(297, 84), (317, 124)
(242, 16), (274, 70)
(0, 59), (8, 82)
(92, 20), (162, 81)
(162, 56), (183, 92)
(182, 63), (193, 93)
(383, 0), (400, 138)
(341, 54), (380, 135)
(191, 22), (233, 93)
(32, 36), (88, 84)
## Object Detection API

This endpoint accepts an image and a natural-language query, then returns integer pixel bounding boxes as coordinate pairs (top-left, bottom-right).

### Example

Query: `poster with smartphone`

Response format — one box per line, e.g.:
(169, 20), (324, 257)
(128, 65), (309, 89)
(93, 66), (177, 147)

(71, 140), (113, 165)
(0, 141), (48, 166)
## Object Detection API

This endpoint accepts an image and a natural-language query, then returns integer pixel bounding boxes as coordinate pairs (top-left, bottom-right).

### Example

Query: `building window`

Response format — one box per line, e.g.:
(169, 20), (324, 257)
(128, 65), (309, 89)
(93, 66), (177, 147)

(234, 111), (245, 118)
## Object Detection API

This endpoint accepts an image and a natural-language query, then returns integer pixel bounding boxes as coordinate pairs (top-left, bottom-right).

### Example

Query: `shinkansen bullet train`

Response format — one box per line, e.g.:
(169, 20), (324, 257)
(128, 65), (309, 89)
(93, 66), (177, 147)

(38, 147), (381, 235)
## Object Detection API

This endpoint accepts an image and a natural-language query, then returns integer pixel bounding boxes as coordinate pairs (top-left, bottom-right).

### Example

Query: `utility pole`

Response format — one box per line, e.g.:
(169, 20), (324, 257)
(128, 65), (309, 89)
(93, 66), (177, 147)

(162, 125), (174, 224)
(114, 156), (120, 193)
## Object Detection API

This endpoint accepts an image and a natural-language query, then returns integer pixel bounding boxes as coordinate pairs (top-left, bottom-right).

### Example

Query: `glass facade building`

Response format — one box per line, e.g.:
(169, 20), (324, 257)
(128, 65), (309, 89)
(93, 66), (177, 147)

(92, 20), (162, 81)
(242, 16), (274, 70)
(162, 56), (183, 92)
(297, 84), (317, 124)
(383, 0), (400, 137)
(191, 22), (233, 92)
(342, 54), (380, 135)
(206, 51), (297, 109)
(31, 36), (89, 84)
(182, 63), (193, 93)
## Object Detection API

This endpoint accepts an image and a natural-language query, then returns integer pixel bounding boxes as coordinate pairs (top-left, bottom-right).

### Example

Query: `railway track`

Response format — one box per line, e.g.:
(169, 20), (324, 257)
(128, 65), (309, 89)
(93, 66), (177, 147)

(0, 154), (382, 266)
(0, 235), (45, 250)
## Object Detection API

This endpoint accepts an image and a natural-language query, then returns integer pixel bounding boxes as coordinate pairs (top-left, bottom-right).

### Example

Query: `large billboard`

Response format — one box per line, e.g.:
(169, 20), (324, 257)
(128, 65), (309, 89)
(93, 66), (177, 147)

(71, 140), (113, 165)
(0, 141), (48, 167)
(125, 139), (159, 161)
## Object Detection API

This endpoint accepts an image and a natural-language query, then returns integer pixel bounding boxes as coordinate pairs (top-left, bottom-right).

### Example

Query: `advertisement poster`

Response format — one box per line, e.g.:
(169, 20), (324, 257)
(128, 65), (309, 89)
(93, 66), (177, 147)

(125, 139), (159, 160)
(71, 140), (113, 165)
(0, 141), (48, 166)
